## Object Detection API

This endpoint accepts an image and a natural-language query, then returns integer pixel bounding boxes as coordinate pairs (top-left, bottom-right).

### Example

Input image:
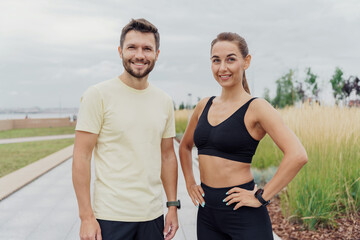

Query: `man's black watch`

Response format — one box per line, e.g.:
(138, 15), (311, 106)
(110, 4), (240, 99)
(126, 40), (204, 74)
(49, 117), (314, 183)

(254, 189), (270, 206)
(166, 200), (181, 209)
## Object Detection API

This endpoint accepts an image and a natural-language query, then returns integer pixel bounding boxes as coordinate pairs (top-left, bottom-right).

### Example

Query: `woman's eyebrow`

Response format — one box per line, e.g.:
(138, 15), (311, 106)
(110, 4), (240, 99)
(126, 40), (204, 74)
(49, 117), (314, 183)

(227, 53), (237, 57)
(211, 53), (237, 59)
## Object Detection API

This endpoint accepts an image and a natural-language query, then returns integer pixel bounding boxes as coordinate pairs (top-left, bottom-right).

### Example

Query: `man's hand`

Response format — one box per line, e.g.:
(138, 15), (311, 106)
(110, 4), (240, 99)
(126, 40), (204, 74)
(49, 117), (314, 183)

(73, 131), (99, 239)
(80, 216), (102, 240)
(163, 207), (179, 240)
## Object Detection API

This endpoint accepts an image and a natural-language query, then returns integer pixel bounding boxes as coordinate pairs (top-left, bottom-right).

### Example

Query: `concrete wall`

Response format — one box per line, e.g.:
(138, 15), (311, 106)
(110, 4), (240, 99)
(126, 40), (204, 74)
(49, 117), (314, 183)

(0, 120), (14, 131)
(0, 118), (76, 131)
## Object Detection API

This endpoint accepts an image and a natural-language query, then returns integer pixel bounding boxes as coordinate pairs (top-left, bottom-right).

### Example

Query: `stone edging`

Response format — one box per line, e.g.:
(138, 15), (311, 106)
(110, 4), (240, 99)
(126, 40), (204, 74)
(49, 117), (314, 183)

(0, 144), (74, 201)
(0, 134), (75, 145)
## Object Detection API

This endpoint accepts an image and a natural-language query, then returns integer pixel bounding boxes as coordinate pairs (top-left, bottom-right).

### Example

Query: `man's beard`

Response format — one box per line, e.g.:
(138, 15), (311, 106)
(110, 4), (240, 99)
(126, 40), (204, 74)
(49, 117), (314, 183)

(122, 57), (156, 79)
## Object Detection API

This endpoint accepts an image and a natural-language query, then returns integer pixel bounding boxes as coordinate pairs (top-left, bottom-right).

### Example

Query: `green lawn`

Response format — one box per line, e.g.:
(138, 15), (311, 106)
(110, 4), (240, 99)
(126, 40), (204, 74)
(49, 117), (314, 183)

(252, 134), (283, 169)
(0, 126), (75, 139)
(176, 118), (188, 135)
(0, 138), (74, 178)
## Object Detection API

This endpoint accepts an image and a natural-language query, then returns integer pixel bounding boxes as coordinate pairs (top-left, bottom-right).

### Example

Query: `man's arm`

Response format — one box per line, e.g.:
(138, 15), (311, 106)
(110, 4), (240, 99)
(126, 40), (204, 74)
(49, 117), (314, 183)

(161, 137), (179, 240)
(72, 130), (101, 240)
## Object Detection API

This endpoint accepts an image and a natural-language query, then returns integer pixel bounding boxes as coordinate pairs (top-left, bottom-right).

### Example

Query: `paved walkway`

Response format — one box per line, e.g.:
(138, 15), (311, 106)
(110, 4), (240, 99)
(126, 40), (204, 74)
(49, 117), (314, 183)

(0, 140), (280, 239)
(0, 134), (75, 145)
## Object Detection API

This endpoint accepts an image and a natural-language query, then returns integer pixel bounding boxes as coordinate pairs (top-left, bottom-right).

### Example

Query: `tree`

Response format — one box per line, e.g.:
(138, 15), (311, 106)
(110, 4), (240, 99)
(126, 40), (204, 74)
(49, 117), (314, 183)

(272, 69), (296, 108)
(330, 67), (345, 104)
(342, 76), (360, 106)
(179, 102), (185, 110)
(354, 77), (360, 97)
(342, 77), (353, 100)
(295, 81), (305, 103)
(263, 88), (271, 103)
(304, 68), (319, 100)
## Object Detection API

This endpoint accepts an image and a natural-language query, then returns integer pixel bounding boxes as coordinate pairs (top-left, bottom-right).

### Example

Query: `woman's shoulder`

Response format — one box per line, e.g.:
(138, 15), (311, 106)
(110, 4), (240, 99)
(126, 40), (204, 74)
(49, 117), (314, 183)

(249, 97), (278, 120)
(248, 97), (275, 113)
(193, 96), (213, 115)
(250, 97), (272, 107)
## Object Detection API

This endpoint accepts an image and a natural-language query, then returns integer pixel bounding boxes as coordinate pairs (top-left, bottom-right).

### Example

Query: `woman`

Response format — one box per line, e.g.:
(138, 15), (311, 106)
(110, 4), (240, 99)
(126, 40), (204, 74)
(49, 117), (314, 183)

(179, 32), (308, 240)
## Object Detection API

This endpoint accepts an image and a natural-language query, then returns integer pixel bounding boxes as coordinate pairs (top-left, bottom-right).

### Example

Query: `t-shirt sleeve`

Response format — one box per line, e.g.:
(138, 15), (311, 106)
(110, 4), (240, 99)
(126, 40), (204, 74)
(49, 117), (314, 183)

(75, 86), (103, 134)
(162, 98), (176, 138)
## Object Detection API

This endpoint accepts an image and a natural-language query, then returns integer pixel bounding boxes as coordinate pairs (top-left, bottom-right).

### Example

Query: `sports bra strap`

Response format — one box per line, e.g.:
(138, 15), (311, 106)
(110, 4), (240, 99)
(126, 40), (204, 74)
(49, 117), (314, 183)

(202, 96), (216, 113)
(245, 97), (258, 107)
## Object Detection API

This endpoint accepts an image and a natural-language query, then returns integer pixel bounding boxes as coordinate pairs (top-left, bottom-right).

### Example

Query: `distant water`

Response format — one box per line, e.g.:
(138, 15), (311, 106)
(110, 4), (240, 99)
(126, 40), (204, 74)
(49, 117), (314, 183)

(0, 112), (77, 120)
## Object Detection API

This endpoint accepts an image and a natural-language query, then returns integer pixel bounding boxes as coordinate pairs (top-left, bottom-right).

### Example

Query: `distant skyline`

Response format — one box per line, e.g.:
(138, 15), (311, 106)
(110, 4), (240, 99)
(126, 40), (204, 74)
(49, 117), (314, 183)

(1, 0), (359, 108)
(0, 107), (77, 112)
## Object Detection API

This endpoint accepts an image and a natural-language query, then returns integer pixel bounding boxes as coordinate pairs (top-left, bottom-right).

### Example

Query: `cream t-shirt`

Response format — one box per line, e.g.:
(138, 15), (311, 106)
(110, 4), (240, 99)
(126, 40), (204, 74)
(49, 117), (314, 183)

(76, 77), (175, 221)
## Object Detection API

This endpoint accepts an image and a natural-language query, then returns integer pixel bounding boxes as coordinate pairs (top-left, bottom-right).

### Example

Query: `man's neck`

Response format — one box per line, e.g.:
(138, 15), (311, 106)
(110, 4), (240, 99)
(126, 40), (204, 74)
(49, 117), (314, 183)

(119, 72), (149, 90)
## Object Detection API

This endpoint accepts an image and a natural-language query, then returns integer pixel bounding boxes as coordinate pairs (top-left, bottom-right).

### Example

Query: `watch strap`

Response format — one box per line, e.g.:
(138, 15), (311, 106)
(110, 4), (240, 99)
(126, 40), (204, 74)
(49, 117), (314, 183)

(166, 200), (181, 209)
(255, 189), (270, 206)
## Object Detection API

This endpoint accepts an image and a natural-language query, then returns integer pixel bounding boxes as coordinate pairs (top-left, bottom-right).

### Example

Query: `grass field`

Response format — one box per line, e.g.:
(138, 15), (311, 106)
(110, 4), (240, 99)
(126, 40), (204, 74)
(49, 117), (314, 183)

(175, 104), (360, 230)
(0, 138), (74, 178)
(175, 110), (193, 134)
(0, 126), (75, 139)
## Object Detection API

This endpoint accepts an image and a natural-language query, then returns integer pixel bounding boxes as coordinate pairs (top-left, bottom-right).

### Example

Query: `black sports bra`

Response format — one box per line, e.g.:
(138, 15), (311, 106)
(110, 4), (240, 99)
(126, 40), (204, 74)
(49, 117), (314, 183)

(193, 96), (260, 164)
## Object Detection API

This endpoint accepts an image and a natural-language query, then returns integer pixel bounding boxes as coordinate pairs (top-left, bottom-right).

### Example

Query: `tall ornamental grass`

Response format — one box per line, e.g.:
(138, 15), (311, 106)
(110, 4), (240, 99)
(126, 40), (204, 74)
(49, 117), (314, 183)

(279, 104), (360, 229)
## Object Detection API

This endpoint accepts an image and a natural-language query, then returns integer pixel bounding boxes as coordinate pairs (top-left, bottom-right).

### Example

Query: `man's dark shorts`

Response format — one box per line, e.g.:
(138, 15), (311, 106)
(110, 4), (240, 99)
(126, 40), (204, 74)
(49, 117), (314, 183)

(97, 215), (164, 240)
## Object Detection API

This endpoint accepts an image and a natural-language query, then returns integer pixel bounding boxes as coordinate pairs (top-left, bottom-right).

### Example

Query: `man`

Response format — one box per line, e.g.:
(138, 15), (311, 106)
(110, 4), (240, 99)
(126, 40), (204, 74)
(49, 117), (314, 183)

(72, 18), (179, 240)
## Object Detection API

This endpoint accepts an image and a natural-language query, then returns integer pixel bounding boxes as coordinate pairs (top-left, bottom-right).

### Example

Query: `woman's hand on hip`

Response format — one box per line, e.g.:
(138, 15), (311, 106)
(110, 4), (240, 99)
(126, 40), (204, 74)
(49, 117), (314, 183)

(186, 183), (205, 208)
(223, 185), (262, 210)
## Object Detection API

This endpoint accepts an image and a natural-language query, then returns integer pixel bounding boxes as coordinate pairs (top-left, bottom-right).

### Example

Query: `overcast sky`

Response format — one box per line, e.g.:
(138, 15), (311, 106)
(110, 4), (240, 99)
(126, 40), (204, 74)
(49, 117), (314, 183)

(1, 0), (359, 108)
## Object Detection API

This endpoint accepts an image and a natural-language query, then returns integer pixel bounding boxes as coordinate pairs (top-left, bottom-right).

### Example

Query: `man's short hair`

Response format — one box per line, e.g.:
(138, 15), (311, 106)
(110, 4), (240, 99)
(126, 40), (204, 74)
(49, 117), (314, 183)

(120, 18), (160, 51)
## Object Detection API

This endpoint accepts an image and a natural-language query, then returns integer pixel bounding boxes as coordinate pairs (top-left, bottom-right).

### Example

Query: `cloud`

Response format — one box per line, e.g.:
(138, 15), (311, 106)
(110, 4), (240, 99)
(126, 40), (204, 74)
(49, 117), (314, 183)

(331, 0), (360, 21)
(162, 34), (203, 43)
(75, 60), (120, 78)
(9, 91), (19, 96)
(0, 1), (120, 47)
(0, 0), (359, 108)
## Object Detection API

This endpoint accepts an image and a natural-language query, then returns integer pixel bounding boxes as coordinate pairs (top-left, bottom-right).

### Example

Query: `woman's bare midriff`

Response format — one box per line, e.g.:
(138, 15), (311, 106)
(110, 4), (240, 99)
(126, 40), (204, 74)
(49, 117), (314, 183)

(198, 154), (254, 188)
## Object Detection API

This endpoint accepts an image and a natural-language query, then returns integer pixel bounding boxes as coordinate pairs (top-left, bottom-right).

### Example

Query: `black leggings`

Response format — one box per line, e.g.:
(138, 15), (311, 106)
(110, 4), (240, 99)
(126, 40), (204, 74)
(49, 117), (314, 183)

(197, 180), (273, 240)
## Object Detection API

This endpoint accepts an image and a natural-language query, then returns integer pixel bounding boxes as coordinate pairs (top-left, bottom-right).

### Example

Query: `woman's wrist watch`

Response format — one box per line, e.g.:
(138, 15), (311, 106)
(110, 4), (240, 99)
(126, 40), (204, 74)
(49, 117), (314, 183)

(254, 189), (270, 206)
(166, 200), (181, 209)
